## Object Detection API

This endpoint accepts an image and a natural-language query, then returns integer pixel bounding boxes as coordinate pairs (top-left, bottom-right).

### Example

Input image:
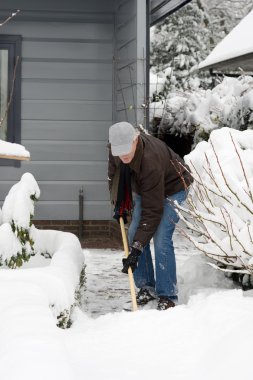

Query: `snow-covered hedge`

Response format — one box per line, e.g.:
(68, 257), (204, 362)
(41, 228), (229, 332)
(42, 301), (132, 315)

(150, 75), (253, 145)
(1, 228), (84, 327)
(177, 127), (253, 287)
(0, 173), (85, 327)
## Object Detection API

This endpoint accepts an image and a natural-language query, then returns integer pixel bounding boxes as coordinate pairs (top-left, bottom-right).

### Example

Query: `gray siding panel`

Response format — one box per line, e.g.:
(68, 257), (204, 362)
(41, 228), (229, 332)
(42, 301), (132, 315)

(0, 181), (109, 201)
(4, 21), (114, 40)
(22, 101), (112, 121)
(23, 141), (108, 161)
(22, 61), (112, 81)
(22, 82), (112, 101)
(0, 1), (114, 220)
(22, 41), (112, 60)
(22, 121), (109, 141)
(0, 162), (107, 181)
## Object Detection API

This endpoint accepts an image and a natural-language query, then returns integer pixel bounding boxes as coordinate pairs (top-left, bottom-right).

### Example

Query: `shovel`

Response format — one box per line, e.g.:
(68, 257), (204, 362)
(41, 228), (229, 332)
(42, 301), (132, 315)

(114, 162), (137, 311)
(119, 217), (138, 311)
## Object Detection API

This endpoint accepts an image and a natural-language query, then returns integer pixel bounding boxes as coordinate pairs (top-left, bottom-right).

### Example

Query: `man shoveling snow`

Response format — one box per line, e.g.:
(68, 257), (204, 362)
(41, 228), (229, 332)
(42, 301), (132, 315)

(108, 121), (192, 310)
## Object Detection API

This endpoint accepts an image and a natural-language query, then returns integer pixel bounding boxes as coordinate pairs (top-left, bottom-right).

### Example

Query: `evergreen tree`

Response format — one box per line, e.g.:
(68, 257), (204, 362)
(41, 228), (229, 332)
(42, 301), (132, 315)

(150, 0), (211, 93)
(204, 0), (253, 49)
(150, 0), (252, 95)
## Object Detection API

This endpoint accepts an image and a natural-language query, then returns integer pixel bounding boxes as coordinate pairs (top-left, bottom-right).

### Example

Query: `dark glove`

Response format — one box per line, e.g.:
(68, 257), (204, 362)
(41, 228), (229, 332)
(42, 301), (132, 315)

(122, 246), (142, 274)
(113, 209), (128, 224)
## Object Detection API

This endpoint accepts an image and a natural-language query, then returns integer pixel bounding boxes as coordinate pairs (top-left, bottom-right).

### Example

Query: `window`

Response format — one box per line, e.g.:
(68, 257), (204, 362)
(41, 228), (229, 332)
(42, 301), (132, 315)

(0, 34), (21, 166)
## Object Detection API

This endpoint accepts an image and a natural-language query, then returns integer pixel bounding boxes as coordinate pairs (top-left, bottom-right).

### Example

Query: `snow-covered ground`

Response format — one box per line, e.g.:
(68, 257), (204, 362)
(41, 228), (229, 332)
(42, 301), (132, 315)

(64, 231), (253, 380)
(2, 229), (252, 380)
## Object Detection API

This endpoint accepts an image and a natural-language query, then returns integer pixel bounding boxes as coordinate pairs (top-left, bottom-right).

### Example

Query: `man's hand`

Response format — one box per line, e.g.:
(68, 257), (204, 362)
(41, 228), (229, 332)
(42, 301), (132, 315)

(122, 246), (142, 274)
(113, 209), (128, 224)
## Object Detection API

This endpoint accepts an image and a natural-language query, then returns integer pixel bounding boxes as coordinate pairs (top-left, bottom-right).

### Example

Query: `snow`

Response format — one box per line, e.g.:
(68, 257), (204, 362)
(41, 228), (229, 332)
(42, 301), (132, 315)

(150, 70), (165, 97)
(0, 139), (30, 158)
(0, 232), (253, 380)
(0, 223), (22, 261)
(2, 172), (40, 229)
(150, 75), (253, 142)
(199, 9), (253, 69)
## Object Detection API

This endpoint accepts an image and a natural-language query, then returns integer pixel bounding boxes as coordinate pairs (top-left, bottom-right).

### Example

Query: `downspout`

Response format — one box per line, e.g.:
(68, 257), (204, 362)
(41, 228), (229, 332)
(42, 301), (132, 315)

(79, 186), (84, 239)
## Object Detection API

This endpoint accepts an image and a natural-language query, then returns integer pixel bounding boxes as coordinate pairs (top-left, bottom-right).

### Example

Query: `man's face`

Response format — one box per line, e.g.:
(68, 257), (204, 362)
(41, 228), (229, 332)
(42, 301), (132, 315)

(119, 137), (138, 164)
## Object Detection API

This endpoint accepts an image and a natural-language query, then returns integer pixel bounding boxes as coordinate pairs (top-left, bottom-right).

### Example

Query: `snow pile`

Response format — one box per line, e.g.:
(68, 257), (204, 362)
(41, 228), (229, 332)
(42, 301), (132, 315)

(0, 281), (76, 380)
(67, 288), (253, 380)
(179, 127), (253, 279)
(0, 139), (30, 158)
(149, 75), (253, 143)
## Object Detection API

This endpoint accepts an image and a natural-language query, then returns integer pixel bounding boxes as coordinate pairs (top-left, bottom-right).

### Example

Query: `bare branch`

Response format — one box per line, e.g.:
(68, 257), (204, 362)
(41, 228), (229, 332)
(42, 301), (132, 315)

(0, 9), (20, 28)
(229, 131), (253, 203)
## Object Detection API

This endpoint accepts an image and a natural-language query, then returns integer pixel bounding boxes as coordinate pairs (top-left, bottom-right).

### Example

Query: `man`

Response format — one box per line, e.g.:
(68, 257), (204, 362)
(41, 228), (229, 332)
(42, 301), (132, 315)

(108, 121), (192, 310)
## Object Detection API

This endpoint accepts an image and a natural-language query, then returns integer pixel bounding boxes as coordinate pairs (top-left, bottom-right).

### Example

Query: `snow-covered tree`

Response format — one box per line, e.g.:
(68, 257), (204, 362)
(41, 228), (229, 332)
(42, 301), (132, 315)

(177, 127), (253, 288)
(0, 172), (40, 268)
(203, 0), (253, 50)
(150, 0), (211, 93)
(150, 0), (252, 96)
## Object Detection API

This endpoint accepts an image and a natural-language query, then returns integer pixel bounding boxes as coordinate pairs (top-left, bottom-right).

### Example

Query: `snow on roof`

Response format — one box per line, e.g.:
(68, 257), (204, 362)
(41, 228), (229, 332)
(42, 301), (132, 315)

(199, 9), (253, 70)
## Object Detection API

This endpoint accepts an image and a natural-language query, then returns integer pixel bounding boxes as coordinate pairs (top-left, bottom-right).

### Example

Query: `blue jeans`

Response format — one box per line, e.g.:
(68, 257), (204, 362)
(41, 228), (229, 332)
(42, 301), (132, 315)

(128, 190), (187, 301)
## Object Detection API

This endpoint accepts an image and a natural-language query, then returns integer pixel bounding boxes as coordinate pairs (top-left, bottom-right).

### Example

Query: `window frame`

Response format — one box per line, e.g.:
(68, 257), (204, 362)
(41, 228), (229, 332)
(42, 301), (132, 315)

(0, 34), (22, 167)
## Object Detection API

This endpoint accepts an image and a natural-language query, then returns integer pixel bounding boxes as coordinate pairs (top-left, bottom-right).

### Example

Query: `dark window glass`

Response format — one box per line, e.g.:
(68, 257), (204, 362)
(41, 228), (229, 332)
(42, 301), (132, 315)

(0, 34), (21, 166)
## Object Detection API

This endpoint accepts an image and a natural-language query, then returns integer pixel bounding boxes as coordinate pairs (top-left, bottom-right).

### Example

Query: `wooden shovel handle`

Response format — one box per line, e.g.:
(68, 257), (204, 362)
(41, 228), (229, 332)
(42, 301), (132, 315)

(119, 217), (138, 311)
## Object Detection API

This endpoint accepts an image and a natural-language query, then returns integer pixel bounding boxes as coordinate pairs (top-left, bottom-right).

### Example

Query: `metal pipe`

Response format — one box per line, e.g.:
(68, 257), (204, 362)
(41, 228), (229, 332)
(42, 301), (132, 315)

(78, 186), (84, 239)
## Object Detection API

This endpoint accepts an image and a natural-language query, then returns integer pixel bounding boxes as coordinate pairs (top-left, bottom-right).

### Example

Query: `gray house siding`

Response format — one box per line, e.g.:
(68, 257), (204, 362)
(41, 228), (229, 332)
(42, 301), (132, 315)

(0, 0), (116, 220)
(114, 0), (147, 127)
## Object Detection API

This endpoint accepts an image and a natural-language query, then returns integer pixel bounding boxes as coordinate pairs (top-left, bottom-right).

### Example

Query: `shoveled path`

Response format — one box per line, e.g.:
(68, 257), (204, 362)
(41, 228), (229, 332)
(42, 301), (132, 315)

(81, 229), (200, 317)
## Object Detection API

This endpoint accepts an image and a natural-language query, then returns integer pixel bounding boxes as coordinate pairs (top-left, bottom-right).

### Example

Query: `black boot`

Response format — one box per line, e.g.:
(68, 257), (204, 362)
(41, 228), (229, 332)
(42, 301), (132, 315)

(136, 288), (156, 305)
(157, 296), (175, 311)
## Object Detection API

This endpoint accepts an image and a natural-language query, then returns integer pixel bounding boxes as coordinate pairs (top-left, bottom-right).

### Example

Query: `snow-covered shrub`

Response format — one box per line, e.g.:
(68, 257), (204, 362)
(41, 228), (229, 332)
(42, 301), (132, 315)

(177, 127), (253, 286)
(150, 76), (253, 146)
(0, 173), (40, 268)
(0, 173), (85, 327)
(0, 227), (85, 328)
(150, 0), (211, 93)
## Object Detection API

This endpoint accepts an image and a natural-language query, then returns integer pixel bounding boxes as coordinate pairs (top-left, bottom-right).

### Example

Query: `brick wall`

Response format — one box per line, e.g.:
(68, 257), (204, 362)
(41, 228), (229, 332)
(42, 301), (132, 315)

(34, 220), (123, 249)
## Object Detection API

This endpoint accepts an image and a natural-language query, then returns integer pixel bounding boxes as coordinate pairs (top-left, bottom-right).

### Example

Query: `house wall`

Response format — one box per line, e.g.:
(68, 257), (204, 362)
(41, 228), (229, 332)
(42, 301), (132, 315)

(114, 0), (147, 127)
(0, 0), (115, 220)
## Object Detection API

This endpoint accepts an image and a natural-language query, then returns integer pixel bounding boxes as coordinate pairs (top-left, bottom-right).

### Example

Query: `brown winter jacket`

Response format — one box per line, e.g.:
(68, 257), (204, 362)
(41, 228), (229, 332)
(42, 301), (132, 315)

(108, 133), (193, 247)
